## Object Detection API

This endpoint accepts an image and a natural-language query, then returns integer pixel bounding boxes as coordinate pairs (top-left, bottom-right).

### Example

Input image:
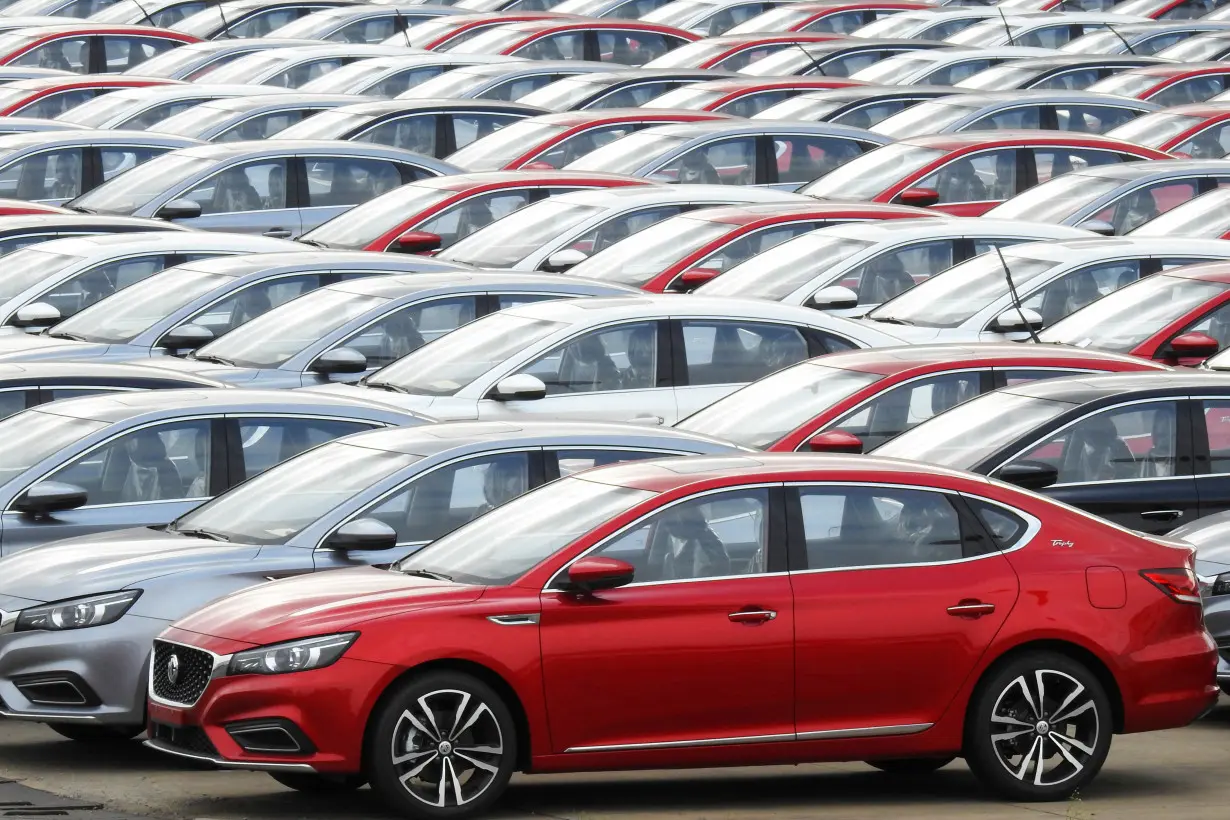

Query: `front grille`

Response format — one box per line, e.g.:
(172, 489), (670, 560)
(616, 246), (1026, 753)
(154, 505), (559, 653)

(151, 640), (214, 706)
(149, 721), (218, 757)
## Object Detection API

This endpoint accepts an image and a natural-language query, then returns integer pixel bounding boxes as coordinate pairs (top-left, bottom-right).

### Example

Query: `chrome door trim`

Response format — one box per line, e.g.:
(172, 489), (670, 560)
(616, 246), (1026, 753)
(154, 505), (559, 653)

(796, 722), (932, 741)
(487, 614), (539, 625)
(565, 732), (794, 753)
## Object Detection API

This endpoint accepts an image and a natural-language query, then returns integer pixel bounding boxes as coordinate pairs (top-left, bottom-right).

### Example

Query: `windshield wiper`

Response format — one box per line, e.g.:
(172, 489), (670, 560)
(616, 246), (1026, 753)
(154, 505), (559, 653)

(46, 330), (86, 341)
(298, 238), (328, 249)
(172, 527), (230, 542)
(873, 317), (914, 326)
(192, 353), (236, 366)
(65, 205), (92, 214)
(363, 381), (409, 393)
(402, 567), (453, 581)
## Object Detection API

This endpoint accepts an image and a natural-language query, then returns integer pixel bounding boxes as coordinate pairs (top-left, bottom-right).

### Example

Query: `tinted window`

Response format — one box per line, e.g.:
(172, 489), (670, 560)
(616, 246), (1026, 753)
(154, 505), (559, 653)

(682, 320), (808, 386)
(915, 149), (1016, 204)
(183, 160), (289, 215)
(100, 146), (166, 183)
(655, 137), (757, 185)
(13, 38), (90, 73)
(1091, 181), (1200, 234)
(186, 273), (322, 339)
(452, 112), (523, 151)
(0, 149), (83, 201)
(826, 371), (982, 451)
(775, 135), (866, 184)
(357, 115), (438, 155)
(334, 296), (478, 368)
(103, 36), (178, 72)
(416, 191), (532, 247)
(238, 417), (371, 480)
(596, 31), (672, 65)
(304, 157), (405, 207)
(40, 255), (167, 319)
(520, 321), (658, 394)
(48, 419), (211, 504)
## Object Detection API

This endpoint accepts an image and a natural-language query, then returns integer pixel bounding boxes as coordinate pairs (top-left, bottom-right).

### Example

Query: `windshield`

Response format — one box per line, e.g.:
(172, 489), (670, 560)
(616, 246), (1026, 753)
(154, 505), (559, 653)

(402, 66), (491, 98)
(644, 0), (713, 26)
(448, 120), (567, 170)
(447, 27), (528, 55)
(642, 84), (725, 109)
(1088, 71), (1161, 98)
(1130, 190), (1230, 237)
(406, 17), (467, 47)
(172, 441), (420, 545)
(565, 130), (689, 174)
(1040, 274), (1229, 351)
(194, 288), (388, 368)
(70, 154), (214, 215)
(567, 215), (734, 285)
(872, 100), (979, 138)
(1157, 35), (1230, 62)
(1060, 30), (1121, 54)
(302, 185), (452, 248)
(867, 252), (1059, 328)
(644, 40), (734, 68)
(441, 199), (604, 266)
(1106, 111), (1203, 149)
(0, 410), (108, 486)
(0, 250), (80, 303)
(875, 392), (1072, 467)
(55, 93), (140, 127)
(677, 363), (883, 448)
(852, 54), (938, 84)
(520, 76), (613, 109)
(51, 267), (232, 344)
(946, 20), (1011, 46)
(202, 53), (295, 84)
(368, 312), (565, 395)
(698, 235), (875, 300)
(801, 143), (946, 199)
(275, 108), (374, 140)
(955, 62), (1038, 90)
(753, 94), (840, 120)
(985, 173), (1122, 223)
(396, 475), (655, 585)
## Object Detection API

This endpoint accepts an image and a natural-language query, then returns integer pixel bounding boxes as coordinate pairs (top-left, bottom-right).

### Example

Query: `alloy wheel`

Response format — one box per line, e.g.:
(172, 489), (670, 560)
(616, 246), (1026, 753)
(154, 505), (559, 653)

(989, 669), (1100, 788)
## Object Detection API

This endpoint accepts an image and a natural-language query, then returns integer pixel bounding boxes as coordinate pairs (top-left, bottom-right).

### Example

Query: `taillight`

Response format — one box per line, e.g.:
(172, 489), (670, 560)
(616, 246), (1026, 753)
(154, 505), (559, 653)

(1140, 568), (1202, 605)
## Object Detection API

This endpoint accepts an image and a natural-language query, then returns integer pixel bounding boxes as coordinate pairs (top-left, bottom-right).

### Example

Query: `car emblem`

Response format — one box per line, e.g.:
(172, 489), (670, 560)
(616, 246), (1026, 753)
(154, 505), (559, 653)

(167, 654), (180, 687)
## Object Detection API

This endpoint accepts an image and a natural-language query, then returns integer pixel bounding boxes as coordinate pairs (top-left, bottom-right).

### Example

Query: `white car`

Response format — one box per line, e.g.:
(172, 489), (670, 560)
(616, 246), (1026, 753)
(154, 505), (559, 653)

(696, 218), (1094, 314)
(858, 237), (1230, 343)
(849, 46), (1055, 87)
(436, 184), (810, 271)
(306, 294), (906, 424)
(944, 12), (1151, 49)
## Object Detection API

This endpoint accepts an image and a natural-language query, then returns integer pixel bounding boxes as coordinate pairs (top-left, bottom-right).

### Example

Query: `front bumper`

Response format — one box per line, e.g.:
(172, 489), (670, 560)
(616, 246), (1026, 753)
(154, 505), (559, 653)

(0, 614), (169, 726)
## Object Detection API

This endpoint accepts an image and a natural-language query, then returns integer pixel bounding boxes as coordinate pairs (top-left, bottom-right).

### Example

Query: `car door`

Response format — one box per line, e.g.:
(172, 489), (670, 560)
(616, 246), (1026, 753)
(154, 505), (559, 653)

(989, 399), (1198, 533)
(788, 483), (1019, 735)
(1192, 396), (1230, 518)
(172, 158), (303, 237)
(540, 485), (794, 752)
(1, 417), (220, 556)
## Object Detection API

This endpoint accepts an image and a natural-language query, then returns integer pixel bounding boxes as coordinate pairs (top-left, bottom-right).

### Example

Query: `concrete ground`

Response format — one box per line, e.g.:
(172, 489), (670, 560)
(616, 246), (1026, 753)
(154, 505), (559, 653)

(1, 700), (1227, 820)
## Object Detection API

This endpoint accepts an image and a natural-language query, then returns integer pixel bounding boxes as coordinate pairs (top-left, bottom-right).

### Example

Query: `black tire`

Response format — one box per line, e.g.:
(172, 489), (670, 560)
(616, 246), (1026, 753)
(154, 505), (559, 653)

(867, 756), (956, 775)
(47, 723), (143, 743)
(366, 671), (517, 820)
(965, 651), (1112, 802)
(269, 772), (367, 793)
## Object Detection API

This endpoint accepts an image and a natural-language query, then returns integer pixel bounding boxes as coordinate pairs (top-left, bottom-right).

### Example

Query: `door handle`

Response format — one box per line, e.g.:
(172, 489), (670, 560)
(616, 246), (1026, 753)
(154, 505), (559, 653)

(947, 600), (995, 618)
(1140, 509), (1183, 521)
(628, 414), (663, 425)
(263, 228), (292, 238)
(728, 608), (776, 625)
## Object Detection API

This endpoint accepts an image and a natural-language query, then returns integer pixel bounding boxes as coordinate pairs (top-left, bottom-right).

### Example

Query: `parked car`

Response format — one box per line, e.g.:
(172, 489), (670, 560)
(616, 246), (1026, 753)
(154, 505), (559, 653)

(0, 420), (739, 742)
(738, 36), (947, 77)
(403, 11), (573, 50)
(860, 237), (1230, 342)
(519, 68), (737, 111)
(955, 54), (1167, 91)
(1060, 20), (1230, 54)
(200, 44), (417, 89)
(1088, 63), (1230, 105)
(643, 76), (869, 116)
(128, 38), (321, 81)
(641, 0), (816, 35)
(0, 213), (189, 256)
(1129, 186), (1230, 239)
(299, 169), (652, 252)
(752, 84), (965, 128)
(870, 91), (1156, 139)
(551, 0), (672, 19)
(0, 23), (196, 73)
(400, 59), (613, 100)
(145, 451), (1218, 811)
(0, 116), (77, 136)
(90, 0), (254, 26)
(171, 0), (360, 40)
(446, 19), (698, 64)
(1105, 103), (1230, 157)
(676, 343), (1167, 451)
(299, 53), (520, 96)
(0, 75), (180, 118)
(1115, 0), (1230, 19)
(944, 12), (1152, 48)
(1155, 29), (1230, 60)
(800, 132), (1172, 216)
(67, 141), (461, 236)
(728, 1), (933, 35)
(150, 93), (368, 141)
(845, 6), (1008, 39)
(265, 3), (465, 43)
(641, 32), (849, 70)
(850, 46), (1057, 87)
(53, 83), (295, 130)
(1166, 510), (1230, 693)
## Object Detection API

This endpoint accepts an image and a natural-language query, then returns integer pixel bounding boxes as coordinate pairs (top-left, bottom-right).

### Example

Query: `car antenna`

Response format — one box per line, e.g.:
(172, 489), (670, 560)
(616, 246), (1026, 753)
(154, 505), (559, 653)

(789, 40), (826, 76)
(996, 7), (1016, 47)
(215, 0), (233, 39)
(995, 243), (1040, 343)
(1106, 24), (1137, 55)
(130, 0), (152, 25)
(394, 10), (414, 48)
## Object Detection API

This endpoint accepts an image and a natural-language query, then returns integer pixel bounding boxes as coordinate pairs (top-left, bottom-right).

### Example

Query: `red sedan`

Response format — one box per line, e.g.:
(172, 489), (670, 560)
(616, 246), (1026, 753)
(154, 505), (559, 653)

(407, 12), (577, 51)
(642, 32), (848, 70)
(298, 170), (653, 252)
(0, 24), (197, 74)
(726, 1), (935, 35)
(801, 131), (1172, 216)
(447, 108), (732, 171)
(1089, 63), (1230, 106)
(566, 201), (937, 292)
(1040, 261), (1230, 365)
(644, 76), (869, 116)
(676, 344), (1168, 451)
(147, 453), (1217, 816)
(446, 20), (699, 65)
(1106, 102), (1230, 157)
(0, 75), (181, 118)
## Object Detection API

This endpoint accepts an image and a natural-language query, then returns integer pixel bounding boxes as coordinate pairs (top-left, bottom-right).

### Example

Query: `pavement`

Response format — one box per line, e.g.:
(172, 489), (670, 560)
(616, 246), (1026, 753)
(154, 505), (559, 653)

(0, 700), (1228, 820)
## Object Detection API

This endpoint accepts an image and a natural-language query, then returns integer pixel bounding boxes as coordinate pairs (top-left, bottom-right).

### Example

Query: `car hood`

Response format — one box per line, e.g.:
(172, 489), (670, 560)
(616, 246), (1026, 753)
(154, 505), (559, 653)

(0, 334), (109, 362)
(173, 565), (484, 646)
(0, 527), (261, 604)
(300, 383), (478, 419)
(133, 356), (263, 384)
(853, 321), (950, 343)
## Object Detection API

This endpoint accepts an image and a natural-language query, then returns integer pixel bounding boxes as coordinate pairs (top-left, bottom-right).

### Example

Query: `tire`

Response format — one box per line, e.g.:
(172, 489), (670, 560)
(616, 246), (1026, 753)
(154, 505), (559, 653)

(366, 671), (517, 820)
(965, 651), (1112, 802)
(867, 756), (956, 774)
(47, 723), (143, 743)
(269, 772), (367, 793)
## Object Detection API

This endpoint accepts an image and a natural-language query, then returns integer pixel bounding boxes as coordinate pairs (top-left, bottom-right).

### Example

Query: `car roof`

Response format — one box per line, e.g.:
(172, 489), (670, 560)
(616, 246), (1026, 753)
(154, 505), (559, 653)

(324, 270), (639, 298)
(1066, 158), (1230, 181)
(931, 89), (1158, 108)
(1004, 236), (1230, 261)
(171, 250), (468, 277)
(181, 93), (365, 113)
(0, 361), (230, 387)
(678, 200), (935, 224)
(782, 86), (967, 104)
(1, 75), (180, 91)
(0, 130), (199, 151)
(410, 170), (648, 191)
(998, 371), (1230, 404)
(884, 46), (1056, 63)
(901, 130), (1160, 151)
(532, 108), (729, 127)
(170, 140), (459, 167)
(1162, 261), (1230, 284)
(632, 119), (887, 142)
(533, 184), (804, 207)
(0, 214), (192, 232)
(1149, 102), (1230, 118)
(805, 217), (1092, 241)
(315, 98), (546, 117)
(498, 293), (884, 329)
(22, 231), (294, 258)
(1122, 62), (1230, 77)
(809, 343), (1164, 376)
(981, 54), (1167, 69)
(566, 68), (738, 83)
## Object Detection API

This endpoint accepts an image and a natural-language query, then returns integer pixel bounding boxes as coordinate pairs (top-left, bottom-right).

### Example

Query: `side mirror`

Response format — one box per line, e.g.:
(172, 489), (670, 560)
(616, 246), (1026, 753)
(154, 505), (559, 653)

(326, 518), (398, 551)
(310, 346), (368, 375)
(1168, 331), (1220, 364)
(807, 285), (859, 311)
(678, 267), (720, 288)
(395, 230), (442, 254)
(1076, 219), (1115, 237)
(989, 308), (1044, 334)
(159, 323), (214, 354)
(14, 481), (88, 516)
(10, 301), (61, 330)
(566, 556), (634, 593)
(155, 198), (202, 221)
(995, 461), (1058, 491)
(897, 187), (939, 208)
(807, 430), (864, 454)
(541, 248), (587, 273)
(489, 373), (547, 401)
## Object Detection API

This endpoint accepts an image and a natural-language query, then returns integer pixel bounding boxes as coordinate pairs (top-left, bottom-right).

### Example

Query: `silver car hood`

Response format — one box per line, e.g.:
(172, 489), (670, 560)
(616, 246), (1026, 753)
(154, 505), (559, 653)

(0, 527), (261, 605)
(301, 383), (478, 419)
(134, 356), (264, 384)
(0, 334), (108, 362)
(853, 321), (947, 343)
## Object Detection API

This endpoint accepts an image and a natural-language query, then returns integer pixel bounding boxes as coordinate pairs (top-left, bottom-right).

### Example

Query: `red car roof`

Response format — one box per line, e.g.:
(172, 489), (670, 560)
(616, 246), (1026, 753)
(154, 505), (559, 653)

(0, 75), (181, 92)
(1165, 261), (1230, 284)
(686, 201), (937, 227)
(415, 170), (652, 193)
(488, 19), (699, 37)
(902, 130), (1170, 157)
(3, 24), (199, 40)
(813, 343), (1169, 377)
(692, 77), (869, 93)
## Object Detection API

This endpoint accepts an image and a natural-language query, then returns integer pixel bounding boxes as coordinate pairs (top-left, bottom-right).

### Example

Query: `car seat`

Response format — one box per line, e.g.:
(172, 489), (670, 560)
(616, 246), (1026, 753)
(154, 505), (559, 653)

(557, 334), (620, 392)
(1138, 407), (1176, 478)
(117, 434), (184, 503)
(645, 504), (730, 581)
(1058, 415), (1134, 483)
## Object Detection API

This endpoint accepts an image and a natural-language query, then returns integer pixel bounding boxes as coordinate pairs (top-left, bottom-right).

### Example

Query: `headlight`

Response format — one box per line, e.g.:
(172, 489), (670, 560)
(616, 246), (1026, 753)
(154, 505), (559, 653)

(227, 633), (358, 676)
(15, 590), (141, 632)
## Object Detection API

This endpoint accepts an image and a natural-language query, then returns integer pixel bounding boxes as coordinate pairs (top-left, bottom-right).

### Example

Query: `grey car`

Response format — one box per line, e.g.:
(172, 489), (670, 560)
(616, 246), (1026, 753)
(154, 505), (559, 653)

(401, 59), (616, 102)
(149, 94), (369, 142)
(266, 3), (466, 43)
(299, 53), (521, 97)
(0, 251), (469, 363)
(0, 360), (230, 420)
(138, 271), (639, 387)
(67, 141), (461, 237)
(1169, 512), (1230, 694)
(53, 83), (298, 130)
(171, 0), (361, 40)
(0, 388), (426, 559)
(0, 419), (741, 739)
(127, 38), (322, 81)
(0, 116), (77, 136)
(201, 44), (423, 89)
